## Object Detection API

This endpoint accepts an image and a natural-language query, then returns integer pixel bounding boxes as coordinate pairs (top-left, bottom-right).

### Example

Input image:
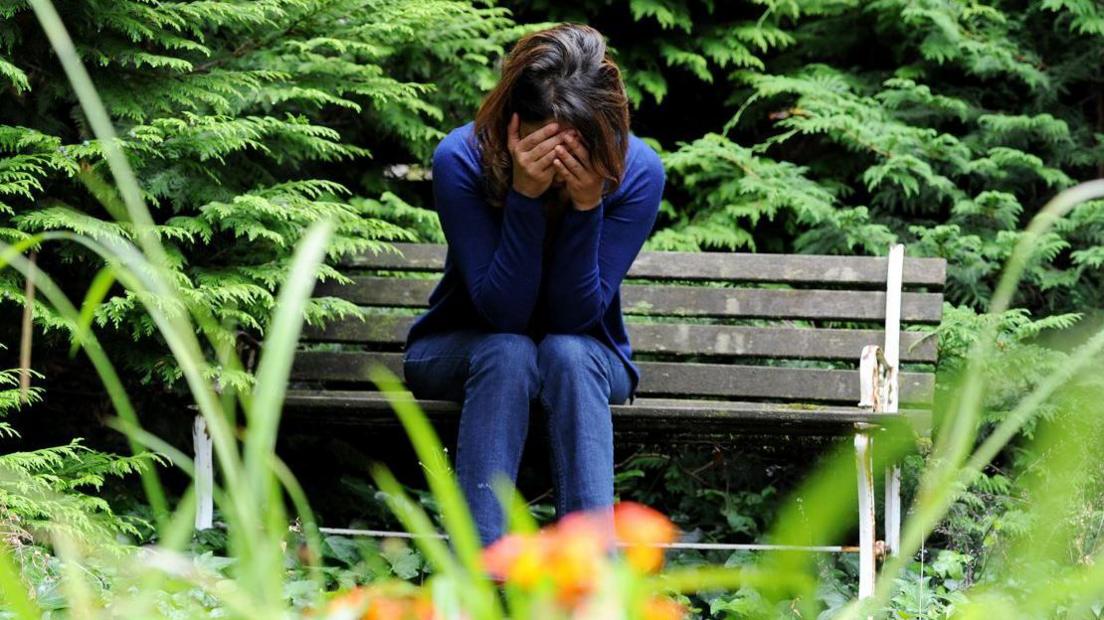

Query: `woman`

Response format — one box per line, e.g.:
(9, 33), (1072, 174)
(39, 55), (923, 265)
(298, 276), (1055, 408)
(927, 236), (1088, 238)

(402, 23), (665, 547)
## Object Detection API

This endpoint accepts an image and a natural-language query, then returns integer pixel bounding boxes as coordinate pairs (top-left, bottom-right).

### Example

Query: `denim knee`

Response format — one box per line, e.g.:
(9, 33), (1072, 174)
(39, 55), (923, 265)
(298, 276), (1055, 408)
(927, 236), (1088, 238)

(468, 333), (540, 398)
(537, 334), (608, 385)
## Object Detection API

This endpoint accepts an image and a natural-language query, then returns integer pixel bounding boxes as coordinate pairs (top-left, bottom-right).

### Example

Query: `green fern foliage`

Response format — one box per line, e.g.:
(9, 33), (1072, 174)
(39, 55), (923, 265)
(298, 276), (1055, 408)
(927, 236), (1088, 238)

(0, 0), (513, 384)
(516, 0), (1104, 314)
(0, 367), (151, 549)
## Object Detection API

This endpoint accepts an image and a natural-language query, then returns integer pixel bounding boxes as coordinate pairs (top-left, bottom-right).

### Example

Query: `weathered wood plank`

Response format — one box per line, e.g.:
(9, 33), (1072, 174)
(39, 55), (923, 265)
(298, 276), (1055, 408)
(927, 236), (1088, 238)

(315, 277), (435, 307)
(625, 324), (938, 361)
(314, 277), (944, 323)
(340, 243), (445, 271)
(628, 252), (946, 287)
(621, 286), (944, 323)
(340, 243), (947, 287)
(303, 315), (938, 363)
(281, 390), (930, 434)
(304, 313), (412, 344)
(290, 352), (935, 404)
(637, 361), (934, 403)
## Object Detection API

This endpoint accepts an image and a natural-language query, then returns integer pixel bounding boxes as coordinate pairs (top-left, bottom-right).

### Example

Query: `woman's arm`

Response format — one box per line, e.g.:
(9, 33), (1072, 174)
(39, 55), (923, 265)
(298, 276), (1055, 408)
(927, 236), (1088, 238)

(541, 142), (665, 332)
(432, 129), (548, 333)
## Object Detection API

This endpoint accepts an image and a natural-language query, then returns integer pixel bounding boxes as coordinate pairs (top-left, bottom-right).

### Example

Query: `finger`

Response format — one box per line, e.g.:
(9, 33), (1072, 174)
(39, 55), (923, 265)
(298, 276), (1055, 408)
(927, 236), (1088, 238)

(555, 144), (587, 176)
(507, 113), (520, 152)
(518, 120), (560, 151)
(552, 157), (580, 184)
(563, 133), (591, 167)
(533, 144), (560, 170)
(527, 133), (564, 161)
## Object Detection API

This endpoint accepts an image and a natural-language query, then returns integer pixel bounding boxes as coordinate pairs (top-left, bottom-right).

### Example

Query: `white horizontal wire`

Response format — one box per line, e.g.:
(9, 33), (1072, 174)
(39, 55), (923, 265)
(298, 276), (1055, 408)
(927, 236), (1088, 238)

(313, 526), (859, 553)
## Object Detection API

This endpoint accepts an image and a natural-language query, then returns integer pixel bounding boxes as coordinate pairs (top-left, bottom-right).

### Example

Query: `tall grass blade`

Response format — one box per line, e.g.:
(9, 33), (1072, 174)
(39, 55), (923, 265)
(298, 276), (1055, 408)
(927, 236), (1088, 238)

(0, 543), (40, 619)
(246, 219), (334, 493)
(367, 371), (504, 618)
(69, 266), (116, 358)
(492, 475), (539, 535)
(370, 464), (463, 577)
(368, 368), (484, 566)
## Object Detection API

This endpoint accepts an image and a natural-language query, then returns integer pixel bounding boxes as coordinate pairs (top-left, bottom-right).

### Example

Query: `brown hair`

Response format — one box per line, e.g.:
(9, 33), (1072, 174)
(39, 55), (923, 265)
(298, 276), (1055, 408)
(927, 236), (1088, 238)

(474, 23), (631, 209)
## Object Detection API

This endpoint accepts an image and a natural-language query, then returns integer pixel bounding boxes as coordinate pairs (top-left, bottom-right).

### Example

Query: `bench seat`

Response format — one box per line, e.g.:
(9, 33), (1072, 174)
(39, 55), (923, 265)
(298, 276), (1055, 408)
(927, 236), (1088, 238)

(282, 390), (929, 436)
(193, 241), (947, 598)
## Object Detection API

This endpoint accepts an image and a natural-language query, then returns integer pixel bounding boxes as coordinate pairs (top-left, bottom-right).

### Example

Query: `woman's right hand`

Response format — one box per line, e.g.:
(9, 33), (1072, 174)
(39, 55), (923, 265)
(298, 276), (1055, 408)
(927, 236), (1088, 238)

(508, 113), (563, 199)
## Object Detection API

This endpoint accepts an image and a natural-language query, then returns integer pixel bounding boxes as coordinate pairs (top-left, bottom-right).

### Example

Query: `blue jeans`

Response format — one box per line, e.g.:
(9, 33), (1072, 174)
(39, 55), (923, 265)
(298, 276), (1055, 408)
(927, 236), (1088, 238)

(402, 329), (632, 547)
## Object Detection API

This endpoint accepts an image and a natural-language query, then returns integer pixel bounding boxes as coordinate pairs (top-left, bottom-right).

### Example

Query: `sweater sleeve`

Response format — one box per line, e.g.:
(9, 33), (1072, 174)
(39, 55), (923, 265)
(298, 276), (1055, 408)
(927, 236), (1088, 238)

(431, 130), (548, 333)
(541, 141), (665, 333)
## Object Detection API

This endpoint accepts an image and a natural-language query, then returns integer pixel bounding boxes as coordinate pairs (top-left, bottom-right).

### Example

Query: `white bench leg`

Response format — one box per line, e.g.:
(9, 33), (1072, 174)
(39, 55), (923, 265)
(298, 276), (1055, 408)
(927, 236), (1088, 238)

(855, 432), (876, 599)
(194, 415), (213, 530)
(885, 464), (901, 556)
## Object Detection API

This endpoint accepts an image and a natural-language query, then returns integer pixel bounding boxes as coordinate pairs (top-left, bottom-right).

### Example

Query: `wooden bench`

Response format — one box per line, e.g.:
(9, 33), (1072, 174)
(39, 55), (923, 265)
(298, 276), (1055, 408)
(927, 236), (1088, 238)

(192, 241), (946, 597)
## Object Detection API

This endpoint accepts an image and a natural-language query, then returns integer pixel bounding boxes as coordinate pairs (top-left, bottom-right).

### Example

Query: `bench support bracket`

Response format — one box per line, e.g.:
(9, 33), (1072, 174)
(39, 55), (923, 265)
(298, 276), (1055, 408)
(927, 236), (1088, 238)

(194, 414), (214, 530)
(855, 244), (906, 600)
(855, 431), (876, 598)
(885, 464), (901, 556)
(881, 244), (904, 559)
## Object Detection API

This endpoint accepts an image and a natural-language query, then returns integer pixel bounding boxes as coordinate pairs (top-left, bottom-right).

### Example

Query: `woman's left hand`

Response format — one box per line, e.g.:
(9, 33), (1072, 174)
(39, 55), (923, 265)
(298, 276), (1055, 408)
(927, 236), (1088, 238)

(553, 131), (604, 211)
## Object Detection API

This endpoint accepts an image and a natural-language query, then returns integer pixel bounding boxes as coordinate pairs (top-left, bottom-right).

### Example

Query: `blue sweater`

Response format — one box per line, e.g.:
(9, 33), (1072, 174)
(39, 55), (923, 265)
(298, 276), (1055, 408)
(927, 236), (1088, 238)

(405, 121), (665, 404)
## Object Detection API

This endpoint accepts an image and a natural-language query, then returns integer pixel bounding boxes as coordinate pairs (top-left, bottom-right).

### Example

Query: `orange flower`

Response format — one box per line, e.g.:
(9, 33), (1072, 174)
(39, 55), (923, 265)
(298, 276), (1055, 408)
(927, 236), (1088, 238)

(546, 511), (609, 605)
(641, 595), (688, 620)
(482, 508), (616, 605)
(320, 584), (435, 620)
(482, 503), (678, 608)
(365, 597), (407, 620)
(482, 531), (548, 589)
(612, 502), (678, 573)
(323, 586), (369, 617)
(364, 594), (434, 620)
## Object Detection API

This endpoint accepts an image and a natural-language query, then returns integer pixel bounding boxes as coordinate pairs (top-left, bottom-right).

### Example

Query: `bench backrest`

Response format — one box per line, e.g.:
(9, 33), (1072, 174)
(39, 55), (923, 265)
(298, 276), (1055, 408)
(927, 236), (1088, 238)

(292, 243), (946, 407)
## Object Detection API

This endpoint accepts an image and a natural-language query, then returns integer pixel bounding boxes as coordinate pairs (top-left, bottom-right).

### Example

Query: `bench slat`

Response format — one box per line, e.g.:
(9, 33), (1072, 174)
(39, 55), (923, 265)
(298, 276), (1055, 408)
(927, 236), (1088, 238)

(626, 324), (938, 361)
(290, 352), (935, 404)
(641, 361), (932, 403)
(282, 390), (930, 435)
(303, 315), (938, 362)
(314, 278), (944, 323)
(341, 243), (946, 287)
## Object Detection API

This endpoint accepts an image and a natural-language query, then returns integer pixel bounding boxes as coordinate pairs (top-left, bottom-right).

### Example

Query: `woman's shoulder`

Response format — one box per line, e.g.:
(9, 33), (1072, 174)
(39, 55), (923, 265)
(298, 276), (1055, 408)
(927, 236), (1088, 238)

(433, 121), (480, 165)
(625, 133), (664, 178)
(609, 133), (664, 204)
(430, 123), (486, 194)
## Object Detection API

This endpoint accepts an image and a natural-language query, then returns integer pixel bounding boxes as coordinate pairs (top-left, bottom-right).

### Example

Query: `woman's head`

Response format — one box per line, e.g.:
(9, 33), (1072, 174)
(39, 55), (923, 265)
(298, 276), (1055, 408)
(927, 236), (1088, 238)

(474, 23), (630, 207)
